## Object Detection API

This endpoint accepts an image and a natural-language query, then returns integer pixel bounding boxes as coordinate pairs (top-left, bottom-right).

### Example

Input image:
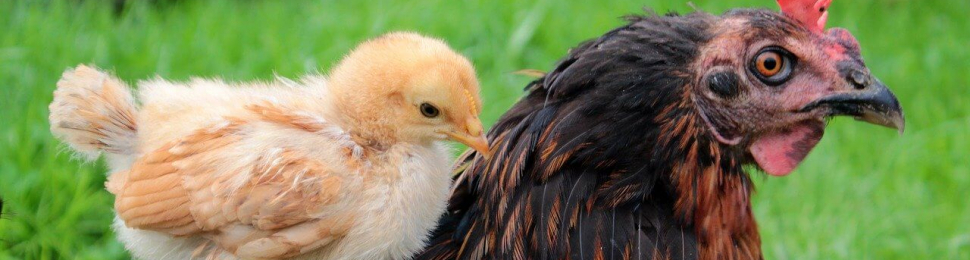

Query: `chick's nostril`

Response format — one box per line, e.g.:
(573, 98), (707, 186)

(850, 70), (869, 89)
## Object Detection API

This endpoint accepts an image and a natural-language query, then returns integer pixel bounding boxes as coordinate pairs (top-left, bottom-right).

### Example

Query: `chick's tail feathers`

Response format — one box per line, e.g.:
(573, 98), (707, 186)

(49, 65), (139, 161)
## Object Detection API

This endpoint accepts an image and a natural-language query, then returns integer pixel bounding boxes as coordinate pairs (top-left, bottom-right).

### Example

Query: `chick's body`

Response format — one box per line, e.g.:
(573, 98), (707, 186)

(49, 32), (486, 260)
(115, 77), (451, 260)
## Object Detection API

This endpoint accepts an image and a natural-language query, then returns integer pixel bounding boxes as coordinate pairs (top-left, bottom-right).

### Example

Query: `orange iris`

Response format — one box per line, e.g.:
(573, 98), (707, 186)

(756, 51), (784, 77)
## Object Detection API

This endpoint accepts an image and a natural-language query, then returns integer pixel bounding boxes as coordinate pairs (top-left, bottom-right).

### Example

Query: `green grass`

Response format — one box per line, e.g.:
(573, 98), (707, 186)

(1, 0), (967, 259)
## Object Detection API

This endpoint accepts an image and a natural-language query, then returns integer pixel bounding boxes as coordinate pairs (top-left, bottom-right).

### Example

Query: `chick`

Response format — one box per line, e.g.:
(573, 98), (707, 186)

(49, 32), (487, 260)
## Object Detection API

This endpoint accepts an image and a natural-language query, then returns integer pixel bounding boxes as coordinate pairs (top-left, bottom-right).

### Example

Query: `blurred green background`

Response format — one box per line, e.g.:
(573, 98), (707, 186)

(1, 0), (967, 259)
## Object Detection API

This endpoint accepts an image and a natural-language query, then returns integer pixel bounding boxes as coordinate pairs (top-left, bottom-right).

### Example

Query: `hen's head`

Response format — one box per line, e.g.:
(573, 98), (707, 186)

(328, 32), (487, 153)
(690, 2), (904, 176)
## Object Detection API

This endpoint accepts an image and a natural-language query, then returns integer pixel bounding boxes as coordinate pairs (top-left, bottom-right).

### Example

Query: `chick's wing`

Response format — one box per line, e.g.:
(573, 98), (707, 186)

(109, 103), (360, 256)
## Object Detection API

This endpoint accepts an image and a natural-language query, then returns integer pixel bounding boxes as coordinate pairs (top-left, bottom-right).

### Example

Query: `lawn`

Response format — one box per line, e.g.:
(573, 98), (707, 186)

(0, 0), (967, 259)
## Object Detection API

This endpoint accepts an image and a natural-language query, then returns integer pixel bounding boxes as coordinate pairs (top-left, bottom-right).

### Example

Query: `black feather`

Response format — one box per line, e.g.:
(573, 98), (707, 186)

(417, 10), (764, 260)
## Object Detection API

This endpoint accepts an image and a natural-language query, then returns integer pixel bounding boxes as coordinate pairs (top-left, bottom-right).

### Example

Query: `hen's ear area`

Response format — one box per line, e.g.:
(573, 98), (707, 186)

(777, 0), (832, 34)
(706, 70), (742, 98)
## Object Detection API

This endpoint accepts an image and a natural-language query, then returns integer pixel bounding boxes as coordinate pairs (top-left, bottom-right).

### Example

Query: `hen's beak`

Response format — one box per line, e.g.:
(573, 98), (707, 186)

(445, 119), (491, 159)
(800, 76), (905, 134)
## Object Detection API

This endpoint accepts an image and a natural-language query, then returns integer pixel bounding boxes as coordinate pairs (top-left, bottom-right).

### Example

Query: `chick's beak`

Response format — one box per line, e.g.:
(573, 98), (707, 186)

(445, 118), (490, 159)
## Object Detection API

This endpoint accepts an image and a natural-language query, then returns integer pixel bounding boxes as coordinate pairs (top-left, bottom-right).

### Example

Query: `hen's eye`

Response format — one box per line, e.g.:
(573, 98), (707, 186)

(420, 103), (439, 118)
(750, 48), (795, 86)
(757, 53), (781, 76)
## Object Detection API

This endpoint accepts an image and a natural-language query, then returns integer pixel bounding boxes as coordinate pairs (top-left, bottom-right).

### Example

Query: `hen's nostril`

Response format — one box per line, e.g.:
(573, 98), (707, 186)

(850, 70), (869, 89)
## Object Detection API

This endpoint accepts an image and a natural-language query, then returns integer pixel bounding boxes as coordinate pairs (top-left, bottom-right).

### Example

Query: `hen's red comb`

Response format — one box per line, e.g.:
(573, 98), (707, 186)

(776, 0), (832, 34)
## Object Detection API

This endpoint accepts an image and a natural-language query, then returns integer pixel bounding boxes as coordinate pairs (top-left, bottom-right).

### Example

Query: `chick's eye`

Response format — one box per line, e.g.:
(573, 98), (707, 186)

(420, 103), (439, 118)
(750, 48), (794, 86)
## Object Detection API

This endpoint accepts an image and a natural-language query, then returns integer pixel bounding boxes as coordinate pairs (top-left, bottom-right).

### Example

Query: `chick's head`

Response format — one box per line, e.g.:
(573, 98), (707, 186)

(328, 32), (488, 155)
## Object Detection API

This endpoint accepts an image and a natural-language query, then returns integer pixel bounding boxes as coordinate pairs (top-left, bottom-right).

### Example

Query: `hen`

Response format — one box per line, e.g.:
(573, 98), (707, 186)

(49, 32), (487, 260)
(418, 1), (904, 259)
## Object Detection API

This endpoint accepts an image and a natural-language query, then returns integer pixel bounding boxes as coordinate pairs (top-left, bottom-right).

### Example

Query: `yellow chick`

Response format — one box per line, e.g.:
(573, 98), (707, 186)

(49, 32), (487, 260)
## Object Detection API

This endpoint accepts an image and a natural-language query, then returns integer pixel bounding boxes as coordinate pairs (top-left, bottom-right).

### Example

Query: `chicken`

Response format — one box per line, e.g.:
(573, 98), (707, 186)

(417, 1), (904, 259)
(49, 32), (488, 260)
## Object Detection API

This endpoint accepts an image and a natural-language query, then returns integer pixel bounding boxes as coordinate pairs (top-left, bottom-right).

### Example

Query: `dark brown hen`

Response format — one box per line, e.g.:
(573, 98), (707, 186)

(417, 1), (903, 259)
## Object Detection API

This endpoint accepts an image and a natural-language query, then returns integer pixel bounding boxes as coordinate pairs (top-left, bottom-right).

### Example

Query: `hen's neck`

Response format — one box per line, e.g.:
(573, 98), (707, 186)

(656, 105), (762, 260)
